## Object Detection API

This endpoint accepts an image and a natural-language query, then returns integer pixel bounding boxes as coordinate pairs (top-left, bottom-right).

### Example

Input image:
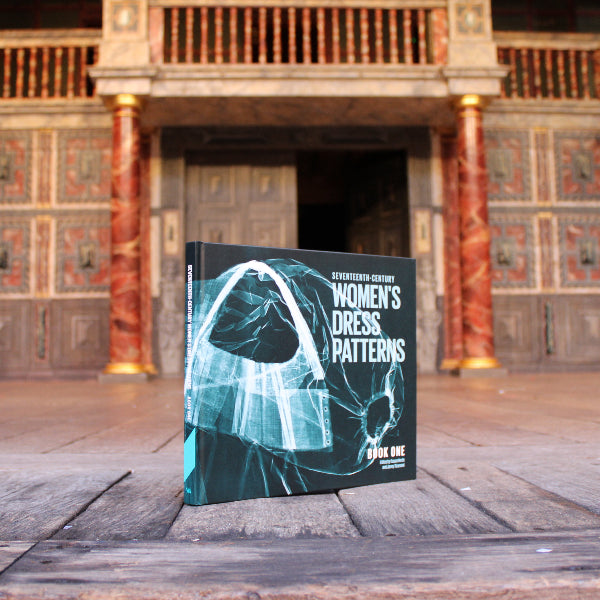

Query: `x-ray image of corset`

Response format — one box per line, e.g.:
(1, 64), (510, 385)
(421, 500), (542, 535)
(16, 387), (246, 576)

(185, 258), (405, 474)
(186, 260), (332, 451)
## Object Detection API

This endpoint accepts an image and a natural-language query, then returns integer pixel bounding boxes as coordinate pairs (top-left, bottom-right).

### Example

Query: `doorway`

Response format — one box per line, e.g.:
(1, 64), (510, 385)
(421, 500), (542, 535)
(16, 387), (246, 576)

(297, 151), (410, 256)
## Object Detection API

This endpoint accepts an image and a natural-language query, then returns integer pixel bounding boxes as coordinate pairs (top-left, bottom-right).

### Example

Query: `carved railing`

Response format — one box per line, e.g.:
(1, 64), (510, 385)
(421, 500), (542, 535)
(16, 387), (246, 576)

(496, 33), (600, 100)
(0, 30), (100, 99)
(151, 2), (448, 66)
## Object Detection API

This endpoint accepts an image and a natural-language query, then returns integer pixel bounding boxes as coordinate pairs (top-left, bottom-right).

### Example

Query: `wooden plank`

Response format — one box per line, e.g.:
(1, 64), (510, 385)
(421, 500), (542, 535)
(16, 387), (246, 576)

(497, 457), (600, 518)
(422, 462), (600, 532)
(0, 542), (34, 572)
(52, 470), (183, 541)
(0, 469), (129, 541)
(338, 470), (508, 536)
(58, 411), (181, 454)
(417, 424), (473, 448)
(418, 406), (559, 447)
(3, 532), (600, 598)
(167, 493), (359, 540)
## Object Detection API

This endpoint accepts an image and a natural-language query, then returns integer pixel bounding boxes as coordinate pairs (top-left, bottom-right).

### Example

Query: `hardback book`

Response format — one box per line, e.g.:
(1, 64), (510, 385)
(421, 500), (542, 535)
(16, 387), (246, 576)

(184, 242), (416, 505)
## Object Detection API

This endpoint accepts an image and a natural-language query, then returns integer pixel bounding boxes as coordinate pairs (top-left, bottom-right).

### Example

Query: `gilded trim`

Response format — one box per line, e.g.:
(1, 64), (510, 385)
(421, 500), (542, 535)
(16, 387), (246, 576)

(459, 356), (503, 369)
(104, 362), (146, 375)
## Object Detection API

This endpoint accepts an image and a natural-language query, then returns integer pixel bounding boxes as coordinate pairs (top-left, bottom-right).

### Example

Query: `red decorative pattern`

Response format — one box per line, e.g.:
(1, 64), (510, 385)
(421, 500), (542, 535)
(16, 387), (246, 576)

(560, 218), (600, 287)
(0, 132), (32, 204)
(539, 216), (554, 290)
(37, 131), (53, 206)
(485, 130), (530, 201)
(57, 217), (111, 293)
(35, 218), (51, 296)
(0, 220), (30, 293)
(59, 131), (112, 203)
(535, 131), (550, 205)
(490, 219), (533, 288)
(555, 133), (600, 200)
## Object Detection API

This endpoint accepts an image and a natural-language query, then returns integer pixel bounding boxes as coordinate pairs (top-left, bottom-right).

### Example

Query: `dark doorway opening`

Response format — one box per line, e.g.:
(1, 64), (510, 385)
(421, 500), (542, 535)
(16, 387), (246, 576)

(297, 151), (410, 257)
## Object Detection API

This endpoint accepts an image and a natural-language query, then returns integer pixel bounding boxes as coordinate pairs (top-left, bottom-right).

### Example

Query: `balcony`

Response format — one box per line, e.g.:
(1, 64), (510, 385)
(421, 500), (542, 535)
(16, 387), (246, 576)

(496, 32), (600, 101)
(0, 30), (99, 100)
(156, 4), (448, 66)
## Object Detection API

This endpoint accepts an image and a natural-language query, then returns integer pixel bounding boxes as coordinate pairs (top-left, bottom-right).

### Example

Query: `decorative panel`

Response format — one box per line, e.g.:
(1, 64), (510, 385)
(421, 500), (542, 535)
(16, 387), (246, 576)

(554, 132), (600, 201)
(195, 219), (236, 244)
(0, 300), (31, 374)
(485, 130), (531, 202)
(552, 296), (600, 364)
(558, 217), (600, 288)
(51, 299), (109, 369)
(37, 131), (54, 207)
(248, 219), (285, 248)
(250, 167), (284, 204)
(490, 215), (536, 289)
(492, 295), (542, 368)
(0, 131), (32, 205)
(197, 167), (236, 206)
(56, 216), (111, 294)
(57, 130), (112, 204)
(0, 218), (31, 295)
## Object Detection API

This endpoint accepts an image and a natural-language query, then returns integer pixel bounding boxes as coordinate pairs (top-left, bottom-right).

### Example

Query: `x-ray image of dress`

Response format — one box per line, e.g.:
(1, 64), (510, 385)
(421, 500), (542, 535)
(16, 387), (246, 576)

(184, 257), (406, 505)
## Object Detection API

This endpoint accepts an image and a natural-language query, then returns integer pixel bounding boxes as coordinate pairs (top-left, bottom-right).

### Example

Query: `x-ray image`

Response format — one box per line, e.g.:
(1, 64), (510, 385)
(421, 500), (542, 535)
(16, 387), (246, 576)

(184, 243), (415, 505)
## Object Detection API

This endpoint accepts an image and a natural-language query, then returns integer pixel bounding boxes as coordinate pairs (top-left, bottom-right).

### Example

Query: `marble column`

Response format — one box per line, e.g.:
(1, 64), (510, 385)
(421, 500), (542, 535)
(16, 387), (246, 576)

(104, 94), (145, 375)
(455, 95), (501, 370)
(440, 133), (463, 370)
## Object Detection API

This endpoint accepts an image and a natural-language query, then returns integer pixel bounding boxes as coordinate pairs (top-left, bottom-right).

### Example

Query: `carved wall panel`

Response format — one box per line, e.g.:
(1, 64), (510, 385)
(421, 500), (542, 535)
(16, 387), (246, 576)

(558, 216), (600, 288)
(50, 299), (110, 369)
(55, 215), (111, 294)
(0, 218), (31, 295)
(57, 130), (112, 204)
(552, 296), (600, 365)
(554, 131), (600, 201)
(489, 215), (536, 289)
(0, 131), (32, 205)
(0, 301), (31, 374)
(492, 296), (542, 369)
(485, 129), (531, 202)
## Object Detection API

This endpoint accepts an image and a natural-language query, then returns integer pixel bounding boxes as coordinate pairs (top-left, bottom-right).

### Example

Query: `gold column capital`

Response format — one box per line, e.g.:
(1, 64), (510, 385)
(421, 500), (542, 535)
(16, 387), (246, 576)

(453, 94), (490, 111)
(111, 93), (143, 111)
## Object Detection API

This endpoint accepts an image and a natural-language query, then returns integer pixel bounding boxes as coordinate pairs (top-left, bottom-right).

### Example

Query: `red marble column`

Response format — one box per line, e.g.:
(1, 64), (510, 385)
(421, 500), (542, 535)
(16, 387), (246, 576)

(440, 133), (463, 370)
(104, 94), (144, 375)
(455, 95), (501, 370)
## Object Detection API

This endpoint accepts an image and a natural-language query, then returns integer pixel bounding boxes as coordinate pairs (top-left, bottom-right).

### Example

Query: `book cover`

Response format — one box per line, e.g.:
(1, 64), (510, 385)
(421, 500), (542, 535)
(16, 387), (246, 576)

(184, 242), (416, 505)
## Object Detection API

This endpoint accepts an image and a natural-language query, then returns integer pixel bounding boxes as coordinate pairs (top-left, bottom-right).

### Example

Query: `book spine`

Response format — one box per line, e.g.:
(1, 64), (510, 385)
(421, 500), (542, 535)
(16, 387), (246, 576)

(184, 241), (198, 423)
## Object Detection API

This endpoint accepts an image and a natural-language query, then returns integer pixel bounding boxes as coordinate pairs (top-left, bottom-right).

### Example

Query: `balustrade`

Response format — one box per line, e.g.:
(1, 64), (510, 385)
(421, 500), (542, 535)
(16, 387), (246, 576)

(0, 31), (99, 100)
(496, 33), (600, 100)
(157, 4), (448, 66)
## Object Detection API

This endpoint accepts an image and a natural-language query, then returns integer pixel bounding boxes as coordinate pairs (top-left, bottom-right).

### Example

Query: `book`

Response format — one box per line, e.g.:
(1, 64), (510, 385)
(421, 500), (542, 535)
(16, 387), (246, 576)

(184, 241), (416, 505)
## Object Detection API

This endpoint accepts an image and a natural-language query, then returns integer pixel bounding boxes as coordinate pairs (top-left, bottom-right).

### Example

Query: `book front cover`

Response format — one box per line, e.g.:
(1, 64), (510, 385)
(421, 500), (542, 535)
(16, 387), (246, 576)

(184, 242), (416, 505)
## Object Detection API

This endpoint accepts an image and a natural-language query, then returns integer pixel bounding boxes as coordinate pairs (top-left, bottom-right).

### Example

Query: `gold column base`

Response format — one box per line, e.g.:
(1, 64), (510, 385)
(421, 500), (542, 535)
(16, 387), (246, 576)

(144, 363), (158, 375)
(104, 362), (147, 375)
(440, 358), (462, 370)
(458, 356), (503, 370)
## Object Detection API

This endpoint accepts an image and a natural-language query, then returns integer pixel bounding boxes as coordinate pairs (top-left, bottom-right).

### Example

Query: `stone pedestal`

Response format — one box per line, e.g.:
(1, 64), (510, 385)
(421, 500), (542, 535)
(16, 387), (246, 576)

(103, 93), (146, 378)
(454, 94), (503, 374)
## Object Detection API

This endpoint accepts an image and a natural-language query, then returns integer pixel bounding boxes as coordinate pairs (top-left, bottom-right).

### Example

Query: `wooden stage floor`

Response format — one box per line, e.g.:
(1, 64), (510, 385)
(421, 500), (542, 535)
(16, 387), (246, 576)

(0, 372), (599, 599)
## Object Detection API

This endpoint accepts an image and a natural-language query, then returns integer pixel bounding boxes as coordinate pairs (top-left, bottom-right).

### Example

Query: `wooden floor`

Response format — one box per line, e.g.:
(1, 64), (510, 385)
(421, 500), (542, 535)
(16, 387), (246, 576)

(1, 373), (599, 599)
